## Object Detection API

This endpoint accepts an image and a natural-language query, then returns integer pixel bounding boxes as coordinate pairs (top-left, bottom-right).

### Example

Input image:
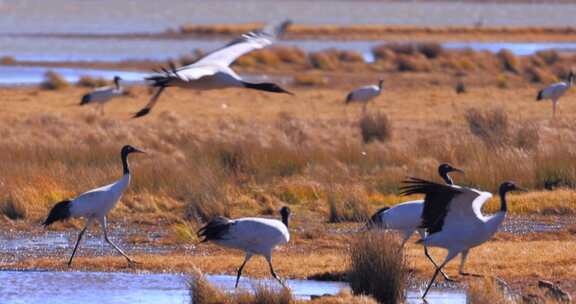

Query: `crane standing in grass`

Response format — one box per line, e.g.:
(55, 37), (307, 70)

(536, 71), (574, 117)
(80, 76), (124, 115)
(43, 145), (145, 267)
(345, 79), (383, 114)
(369, 163), (463, 282)
(134, 20), (293, 118)
(197, 207), (291, 288)
(400, 178), (524, 298)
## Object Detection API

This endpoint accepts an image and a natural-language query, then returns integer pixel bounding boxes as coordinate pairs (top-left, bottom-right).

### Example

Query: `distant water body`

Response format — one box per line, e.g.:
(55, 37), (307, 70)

(1, 1), (576, 34)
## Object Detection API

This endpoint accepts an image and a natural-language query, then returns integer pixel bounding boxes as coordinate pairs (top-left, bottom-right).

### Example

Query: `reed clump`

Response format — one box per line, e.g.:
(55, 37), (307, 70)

(40, 71), (70, 90)
(326, 184), (371, 223)
(359, 112), (392, 144)
(76, 75), (109, 88)
(465, 107), (509, 146)
(467, 278), (517, 304)
(348, 231), (407, 304)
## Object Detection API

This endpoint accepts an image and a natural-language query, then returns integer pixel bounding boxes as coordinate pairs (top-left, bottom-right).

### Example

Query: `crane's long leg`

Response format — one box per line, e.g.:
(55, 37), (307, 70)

(68, 218), (93, 267)
(552, 99), (557, 118)
(235, 253), (253, 288)
(424, 246), (454, 282)
(133, 86), (165, 118)
(266, 256), (285, 287)
(458, 249), (482, 277)
(100, 216), (135, 265)
(422, 250), (459, 299)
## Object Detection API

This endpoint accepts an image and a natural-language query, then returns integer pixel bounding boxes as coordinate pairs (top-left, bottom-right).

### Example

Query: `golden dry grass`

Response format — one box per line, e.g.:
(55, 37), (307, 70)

(177, 23), (576, 42)
(0, 60), (575, 298)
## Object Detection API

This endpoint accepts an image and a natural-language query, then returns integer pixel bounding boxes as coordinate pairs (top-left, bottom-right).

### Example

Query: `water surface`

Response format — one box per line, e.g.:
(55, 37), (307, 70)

(2, 1), (576, 34)
(0, 270), (466, 304)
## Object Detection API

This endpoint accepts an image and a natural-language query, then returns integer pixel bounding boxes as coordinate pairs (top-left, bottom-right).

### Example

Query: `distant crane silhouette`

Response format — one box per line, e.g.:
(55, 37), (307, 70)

(80, 76), (124, 114)
(345, 79), (383, 114)
(536, 71), (574, 117)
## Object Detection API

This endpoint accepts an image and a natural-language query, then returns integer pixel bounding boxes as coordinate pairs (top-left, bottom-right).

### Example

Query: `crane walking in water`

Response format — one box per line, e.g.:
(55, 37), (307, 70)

(197, 207), (291, 288)
(43, 145), (145, 267)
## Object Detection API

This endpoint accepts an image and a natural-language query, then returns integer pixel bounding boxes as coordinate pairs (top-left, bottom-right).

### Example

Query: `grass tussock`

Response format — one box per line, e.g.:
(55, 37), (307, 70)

(359, 112), (392, 144)
(0, 195), (27, 220)
(467, 278), (517, 304)
(76, 75), (109, 88)
(188, 269), (293, 304)
(498, 49), (521, 74)
(293, 73), (328, 87)
(465, 107), (509, 146)
(327, 184), (371, 223)
(395, 54), (432, 72)
(309, 52), (339, 70)
(188, 270), (227, 304)
(348, 231), (407, 304)
(0, 55), (16, 64)
(40, 71), (70, 90)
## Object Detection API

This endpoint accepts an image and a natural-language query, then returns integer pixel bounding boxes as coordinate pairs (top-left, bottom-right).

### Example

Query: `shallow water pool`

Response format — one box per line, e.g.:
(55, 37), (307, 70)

(0, 270), (467, 304)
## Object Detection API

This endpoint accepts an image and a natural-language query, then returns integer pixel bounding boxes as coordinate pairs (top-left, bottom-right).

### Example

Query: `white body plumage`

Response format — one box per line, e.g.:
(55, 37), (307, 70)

(80, 76), (124, 114)
(371, 200), (425, 245)
(198, 206), (292, 288)
(134, 20), (293, 118)
(68, 174), (130, 220)
(214, 217), (289, 256)
(345, 79), (383, 113)
(43, 145), (145, 267)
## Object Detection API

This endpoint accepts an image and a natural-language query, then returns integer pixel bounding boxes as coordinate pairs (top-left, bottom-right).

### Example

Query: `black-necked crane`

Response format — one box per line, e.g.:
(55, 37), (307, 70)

(400, 178), (524, 298)
(197, 206), (291, 288)
(369, 163), (463, 281)
(345, 79), (383, 114)
(43, 145), (145, 267)
(133, 20), (293, 118)
(80, 76), (124, 114)
(536, 71), (574, 117)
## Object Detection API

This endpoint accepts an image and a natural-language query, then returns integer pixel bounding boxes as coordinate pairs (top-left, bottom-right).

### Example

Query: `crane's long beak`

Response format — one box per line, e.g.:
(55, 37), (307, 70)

(134, 148), (146, 154)
(516, 186), (528, 192)
(452, 168), (464, 174)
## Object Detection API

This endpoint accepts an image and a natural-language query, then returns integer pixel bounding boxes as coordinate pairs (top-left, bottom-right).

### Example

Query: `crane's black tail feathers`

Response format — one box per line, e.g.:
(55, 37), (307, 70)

(345, 92), (353, 104)
(80, 94), (91, 105)
(43, 200), (72, 227)
(536, 90), (544, 101)
(197, 217), (233, 242)
(146, 60), (180, 88)
(368, 206), (390, 227)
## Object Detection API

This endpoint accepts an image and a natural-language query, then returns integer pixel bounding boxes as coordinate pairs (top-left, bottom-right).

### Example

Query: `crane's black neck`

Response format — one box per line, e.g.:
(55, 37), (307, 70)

(378, 80), (384, 90)
(242, 81), (285, 94)
(281, 212), (290, 228)
(121, 150), (130, 175)
(499, 188), (508, 212)
(441, 173), (454, 185)
(114, 78), (121, 90)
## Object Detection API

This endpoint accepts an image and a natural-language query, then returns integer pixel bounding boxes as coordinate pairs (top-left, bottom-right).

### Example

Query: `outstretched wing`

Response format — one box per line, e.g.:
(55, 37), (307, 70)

(194, 20), (291, 67)
(400, 177), (463, 234)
